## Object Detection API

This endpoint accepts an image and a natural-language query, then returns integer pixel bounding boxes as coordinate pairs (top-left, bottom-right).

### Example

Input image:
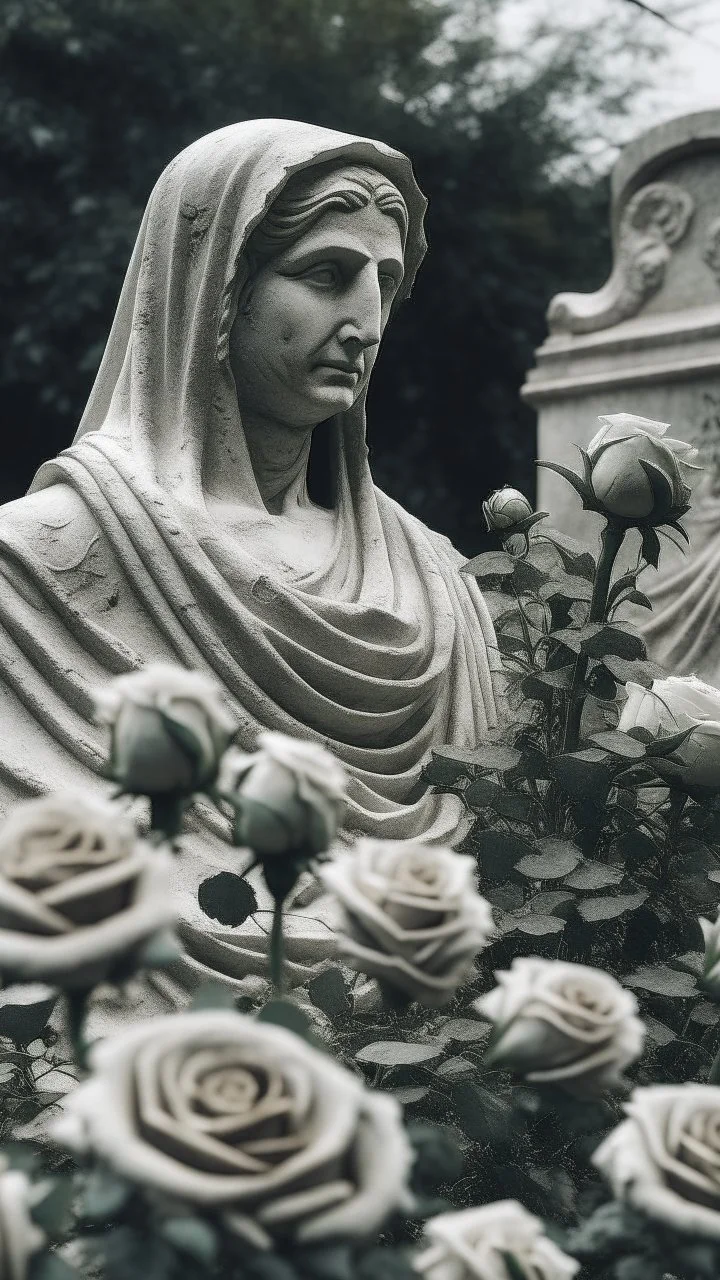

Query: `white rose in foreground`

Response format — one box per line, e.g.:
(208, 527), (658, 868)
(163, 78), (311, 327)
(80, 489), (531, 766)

(0, 1166), (46, 1280)
(0, 793), (177, 989)
(95, 663), (237, 794)
(51, 1010), (414, 1250)
(414, 1201), (579, 1280)
(618, 675), (720, 790)
(220, 732), (347, 856)
(319, 840), (493, 1007)
(587, 413), (699, 521)
(475, 959), (644, 1096)
(594, 1084), (720, 1239)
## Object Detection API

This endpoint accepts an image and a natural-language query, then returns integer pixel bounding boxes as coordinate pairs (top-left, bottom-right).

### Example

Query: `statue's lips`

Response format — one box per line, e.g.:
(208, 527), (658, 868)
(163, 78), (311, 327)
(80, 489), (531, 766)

(313, 362), (362, 380)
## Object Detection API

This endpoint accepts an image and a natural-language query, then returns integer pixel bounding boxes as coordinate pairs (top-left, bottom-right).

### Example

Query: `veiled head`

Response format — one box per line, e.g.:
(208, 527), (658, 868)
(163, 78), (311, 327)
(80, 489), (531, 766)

(229, 163), (409, 431)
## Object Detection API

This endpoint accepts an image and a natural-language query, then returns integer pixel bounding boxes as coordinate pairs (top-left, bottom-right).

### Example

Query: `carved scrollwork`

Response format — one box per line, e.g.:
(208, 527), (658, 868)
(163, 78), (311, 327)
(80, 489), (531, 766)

(702, 215), (720, 287)
(547, 181), (695, 335)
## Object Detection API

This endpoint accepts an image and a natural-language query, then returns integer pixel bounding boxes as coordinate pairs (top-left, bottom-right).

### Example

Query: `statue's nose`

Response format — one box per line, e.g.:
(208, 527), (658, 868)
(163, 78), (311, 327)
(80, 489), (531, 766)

(337, 267), (382, 351)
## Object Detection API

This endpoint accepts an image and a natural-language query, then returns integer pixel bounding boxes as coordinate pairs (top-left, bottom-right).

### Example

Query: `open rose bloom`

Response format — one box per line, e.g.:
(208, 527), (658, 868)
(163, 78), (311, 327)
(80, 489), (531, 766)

(0, 793), (177, 989)
(619, 675), (720, 791)
(475, 959), (645, 1097)
(594, 1084), (720, 1239)
(52, 1010), (414, 1249)
(319, 840), (493, 1007)
(414, 1200), (579, 1280)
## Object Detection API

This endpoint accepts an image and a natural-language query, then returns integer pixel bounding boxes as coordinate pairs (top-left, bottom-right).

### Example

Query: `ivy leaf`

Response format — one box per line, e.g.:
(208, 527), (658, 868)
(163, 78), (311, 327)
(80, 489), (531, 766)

(473, 831), (538, 882)
(626, 966), (698, 997)
(465, 778), (533, 821)
(197, 871), (258, 927)
(257, 999), (315, 1040)
(551, 749), (613, 799)
(577, 890), (648, 922)
(513, 914), (565, 935)
(564, 861), (625, 890)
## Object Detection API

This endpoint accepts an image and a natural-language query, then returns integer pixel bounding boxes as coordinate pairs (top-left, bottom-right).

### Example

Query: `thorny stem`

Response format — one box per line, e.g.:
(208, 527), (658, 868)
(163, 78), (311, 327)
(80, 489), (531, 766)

(562, 520), (626, 755)
(66, 989), (92, 1072)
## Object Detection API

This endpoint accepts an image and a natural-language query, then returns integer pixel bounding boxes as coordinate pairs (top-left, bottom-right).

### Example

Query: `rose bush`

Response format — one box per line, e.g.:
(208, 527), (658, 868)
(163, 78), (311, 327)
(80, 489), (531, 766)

(51, 1010), (414, 1250)
(95, 663), (237, 795)
(0, 793), (177, 988)
(483, 487), (533, 532)
(319, 840), (493, 1007)
(586, 412), (699, 521)
(414, 1200), (579, 1280)
(593, 1084), (720, 1239)
(0, 1165), (46, 1280)
(618, 675), (720, 790)
(475, 959), (645, 1096)
(219, 732), (347, 856)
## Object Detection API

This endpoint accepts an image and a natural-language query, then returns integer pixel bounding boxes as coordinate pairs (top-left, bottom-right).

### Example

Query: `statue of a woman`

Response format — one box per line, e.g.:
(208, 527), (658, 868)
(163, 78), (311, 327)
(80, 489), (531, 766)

(0, 120), (503, 989)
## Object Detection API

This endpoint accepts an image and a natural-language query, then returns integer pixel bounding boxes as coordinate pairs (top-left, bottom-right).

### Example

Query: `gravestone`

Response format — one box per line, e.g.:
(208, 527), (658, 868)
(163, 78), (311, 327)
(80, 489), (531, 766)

(522, 109), (720, 542)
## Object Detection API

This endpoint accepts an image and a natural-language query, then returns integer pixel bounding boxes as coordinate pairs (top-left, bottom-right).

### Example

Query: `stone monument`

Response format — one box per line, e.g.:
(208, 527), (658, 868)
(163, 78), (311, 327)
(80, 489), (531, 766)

(522, 110), (720, 681)
(0, 119), (504, 993)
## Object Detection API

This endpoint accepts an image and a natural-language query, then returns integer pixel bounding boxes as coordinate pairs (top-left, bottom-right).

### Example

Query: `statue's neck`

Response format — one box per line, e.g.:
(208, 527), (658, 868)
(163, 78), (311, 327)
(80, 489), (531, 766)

(240, 413), (314, 514)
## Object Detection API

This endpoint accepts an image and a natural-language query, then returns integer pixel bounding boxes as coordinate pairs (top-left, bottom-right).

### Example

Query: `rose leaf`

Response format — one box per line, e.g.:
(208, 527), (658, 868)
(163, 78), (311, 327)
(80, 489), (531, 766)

(438, 1017), (491, 1043)
(513, 914), (565, 935)
(79, 1169), (133, 1225)
(257, 998), (316, 1041)
(197, 871), (258, 927)
(307, 967), (351, 1019)
(564, 860), (625, 891)
(0, 984), (58, 1046)
(29, 1256), (79, 1280)
(626, 965), (698, 997)
(460, 550), (516, 579)
(355, 1041), (444, 1068)
(473, 830), (538, 882)
(577, 890), (648, 922)
(451, 1080), (516, 1145)
(31, 1176), (76, 1239)
(515, 838), (581, 880)
(160, 1218), (219, 1267)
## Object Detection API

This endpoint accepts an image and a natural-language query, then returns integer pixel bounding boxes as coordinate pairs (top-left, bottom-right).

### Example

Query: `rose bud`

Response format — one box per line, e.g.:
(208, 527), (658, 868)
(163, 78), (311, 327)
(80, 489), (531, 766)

(0, 792), (178, 990)
(700, 908), (720, 999)
(95, 664), (237, 796)
(593, 1084), (720, 1240)
(483, 486), (534, 533)
(219, 732), (347, 857)
(0, 1164), (46, 1280)
(51, 1010), (415, 1250)
(319, 840), (494, 1008)
(587, 412), (700, 522)
(475, 958), (645, 1097)
(415, 1201), (579, 1280)
(618, 675), (720, 791)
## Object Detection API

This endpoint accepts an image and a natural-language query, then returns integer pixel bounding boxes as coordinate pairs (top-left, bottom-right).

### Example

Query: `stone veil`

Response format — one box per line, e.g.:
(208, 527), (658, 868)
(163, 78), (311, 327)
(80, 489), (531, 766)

(0, 119), (503, 990)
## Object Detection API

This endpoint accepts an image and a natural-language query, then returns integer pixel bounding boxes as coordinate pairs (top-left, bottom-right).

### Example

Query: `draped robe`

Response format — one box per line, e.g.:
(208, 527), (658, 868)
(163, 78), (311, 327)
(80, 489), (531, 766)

(0, 119), (503, 991)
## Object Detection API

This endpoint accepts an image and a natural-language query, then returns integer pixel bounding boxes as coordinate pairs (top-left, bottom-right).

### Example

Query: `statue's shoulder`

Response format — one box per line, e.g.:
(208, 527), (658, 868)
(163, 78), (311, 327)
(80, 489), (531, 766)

(375, 486), (464, 566)
(0, 482), (99, 564)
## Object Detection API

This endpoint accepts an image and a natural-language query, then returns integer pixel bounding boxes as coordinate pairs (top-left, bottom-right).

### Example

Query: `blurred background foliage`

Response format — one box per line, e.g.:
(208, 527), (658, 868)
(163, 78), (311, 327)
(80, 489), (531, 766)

(0, 0), (666, 550)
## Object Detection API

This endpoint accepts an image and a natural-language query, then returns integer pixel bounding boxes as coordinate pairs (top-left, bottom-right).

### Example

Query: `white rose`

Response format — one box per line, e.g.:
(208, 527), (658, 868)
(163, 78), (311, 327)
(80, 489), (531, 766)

(593, 1084), (720, 1239)
(51, 1010), (414, 1250)
(219, 732), (347, 856)
(618, 675), (720, 790)
(700, 907), (720, 996)
(587, 413), (699, 521)
(0, 1167), (46, 1280)
(95, 663), (237, 794)
(0, 793), (177, 989)
(474, 959), (645, 1096)
(414, 1201), (579, 1280)
(319, 840), (493, 1007)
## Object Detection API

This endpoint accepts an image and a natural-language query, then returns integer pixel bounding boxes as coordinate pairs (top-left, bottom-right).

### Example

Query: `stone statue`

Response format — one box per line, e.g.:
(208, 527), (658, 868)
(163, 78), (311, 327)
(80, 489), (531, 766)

(0, 120), (504, 991)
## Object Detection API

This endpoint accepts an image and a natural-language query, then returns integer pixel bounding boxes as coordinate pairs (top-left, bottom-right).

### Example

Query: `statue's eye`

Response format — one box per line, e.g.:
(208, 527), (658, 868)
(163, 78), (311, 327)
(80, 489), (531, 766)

(303, 263), (341, 287)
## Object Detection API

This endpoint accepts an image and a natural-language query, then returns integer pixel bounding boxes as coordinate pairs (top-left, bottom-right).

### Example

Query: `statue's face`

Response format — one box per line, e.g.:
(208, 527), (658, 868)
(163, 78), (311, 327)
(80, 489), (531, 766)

(229, 201), (404, 429)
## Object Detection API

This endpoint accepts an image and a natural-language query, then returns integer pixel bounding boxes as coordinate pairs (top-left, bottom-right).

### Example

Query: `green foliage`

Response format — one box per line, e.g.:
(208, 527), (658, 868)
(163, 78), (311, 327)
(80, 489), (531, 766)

(197, 871), (259, 927)
(0, 0), (662, 547)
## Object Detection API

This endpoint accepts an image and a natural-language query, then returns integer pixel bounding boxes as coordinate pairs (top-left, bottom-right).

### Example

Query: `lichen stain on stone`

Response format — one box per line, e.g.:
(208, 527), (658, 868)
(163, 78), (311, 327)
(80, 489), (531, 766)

(180, 200), (214, 259)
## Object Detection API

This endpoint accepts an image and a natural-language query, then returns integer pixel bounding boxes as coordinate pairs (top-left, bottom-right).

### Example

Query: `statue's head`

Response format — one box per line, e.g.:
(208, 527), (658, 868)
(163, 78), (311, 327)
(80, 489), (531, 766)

(229, 162), (409, 432)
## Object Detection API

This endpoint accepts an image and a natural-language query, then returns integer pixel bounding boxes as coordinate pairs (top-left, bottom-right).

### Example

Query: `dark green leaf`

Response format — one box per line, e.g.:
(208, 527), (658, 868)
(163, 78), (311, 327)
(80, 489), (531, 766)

(521, 666), (575, 701)
(473, 830), (538, 881)
(527, 889), (576, 916)
(462, 743), (523, 771)
(512, 559), (548, 593)
(189, 981), (238, 1012)
(439, 1018), (490, 1043)
(551, 749), (613, 798)
(30, 1256), (78, 1280)
(355, 1041), (443, 1067)
(31, 1178), (75, 1238)
(79, 1169), (133, 1224)
(536, 460), (594, 504)
(645, 727), (695, 757)
(423, 750), (476, 787)
(514, 914), (565, 935)
(539, 576), (593, 603)
(551, 623), (602, 654)
(197, 871), (258, 927)
(160, 1218), (219, 1265)
(581, 625), (646, 661)
(607, 571), (638, 611)
(577, 890), (647, 922)
(307, 967), (351, 1019)
(617, 589), (653, 610)
(460, 550), (515, 578)
(391, 1086), (430, 1105)
(295, 1247), (354, 1280)
(257, 999), (314, 1039)
(587, 730), (645, 759)
(641, 526), (661, 569)
(564, 861), (624, 890)
(611, 830), (659, 863)
(626, 966), (698, 997)
(451, 1080), (515, 1144)
(584, 663), (618, 700)
(534, 530), (596, 581)
(516, 839), (581, 880)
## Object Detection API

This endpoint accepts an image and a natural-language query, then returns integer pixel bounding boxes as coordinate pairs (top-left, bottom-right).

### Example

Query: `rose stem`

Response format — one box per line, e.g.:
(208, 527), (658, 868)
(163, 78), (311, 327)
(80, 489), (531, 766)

(270, 897), (285, 996)
(149, 793), (185, 846)
(561, 519), (626, 755)
(66, 989), (91, 1072)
